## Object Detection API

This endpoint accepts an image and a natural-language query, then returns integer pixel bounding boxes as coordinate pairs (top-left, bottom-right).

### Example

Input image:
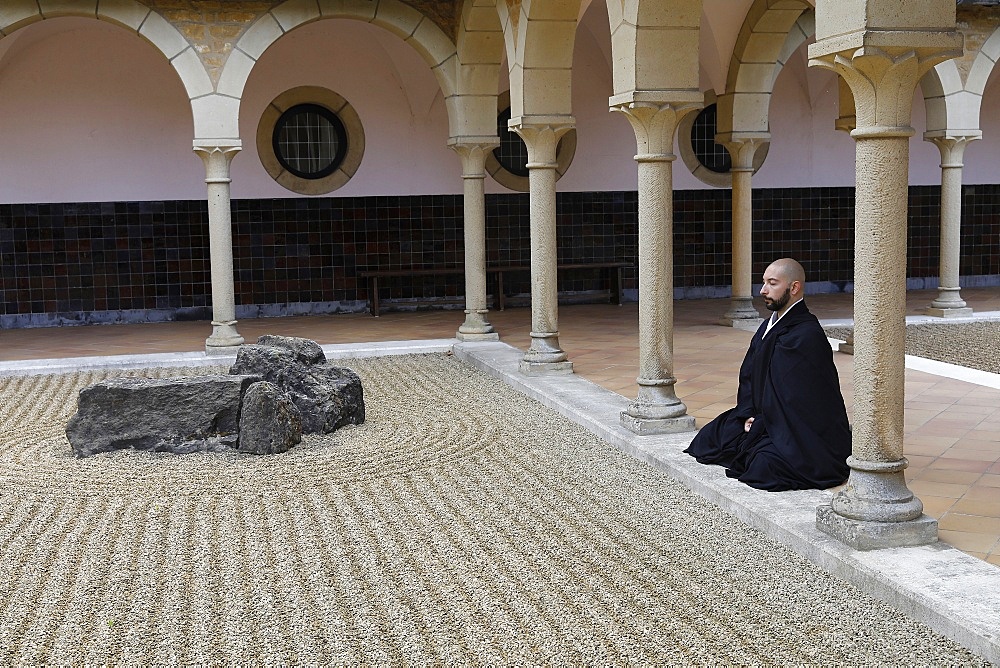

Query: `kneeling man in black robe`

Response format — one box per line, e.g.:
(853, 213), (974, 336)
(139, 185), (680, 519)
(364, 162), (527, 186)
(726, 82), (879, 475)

(684, 258), (851, 491)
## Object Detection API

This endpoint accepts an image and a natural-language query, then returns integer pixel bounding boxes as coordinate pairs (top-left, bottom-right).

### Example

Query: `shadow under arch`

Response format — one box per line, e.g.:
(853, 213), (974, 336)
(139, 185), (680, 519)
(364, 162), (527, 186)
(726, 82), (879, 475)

(216, 0), (460, 141)
(0, 1), (211, 111)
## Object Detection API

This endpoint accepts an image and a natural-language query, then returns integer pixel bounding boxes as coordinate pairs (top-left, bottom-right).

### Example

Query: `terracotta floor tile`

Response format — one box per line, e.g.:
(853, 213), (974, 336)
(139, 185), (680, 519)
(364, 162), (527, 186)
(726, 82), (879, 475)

(937, 530), (1000, 554)
(917, 495), (959, 518)
(950, 498), (1000, 519)
(912, 469), (983, 485)
(939, 513), (1000, 536)
(909, 480), (972, 499)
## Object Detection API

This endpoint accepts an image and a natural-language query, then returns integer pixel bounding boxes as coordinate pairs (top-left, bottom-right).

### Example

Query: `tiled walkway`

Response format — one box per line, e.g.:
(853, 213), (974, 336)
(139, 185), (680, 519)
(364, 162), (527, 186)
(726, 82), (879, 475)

(2, 288), (998, 565)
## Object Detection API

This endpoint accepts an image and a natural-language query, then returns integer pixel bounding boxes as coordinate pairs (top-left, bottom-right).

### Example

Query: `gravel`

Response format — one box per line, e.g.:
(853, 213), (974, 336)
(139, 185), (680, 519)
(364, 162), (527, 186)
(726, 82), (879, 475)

(0, 354), (989, 664)
(825, 320), (1000, 374)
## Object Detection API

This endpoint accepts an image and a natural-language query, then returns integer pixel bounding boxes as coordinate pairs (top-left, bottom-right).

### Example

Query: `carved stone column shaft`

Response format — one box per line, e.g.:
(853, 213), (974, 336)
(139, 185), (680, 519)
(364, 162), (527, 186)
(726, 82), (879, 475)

(721, 138), (765, 327)
(511, 121), (574, 375)
(194, 142), (244, 354)
(450, 141), (499, 341)
(926, 135), (977, 316)
(612, 101), (697, 434)
(809, 36), (961, 549)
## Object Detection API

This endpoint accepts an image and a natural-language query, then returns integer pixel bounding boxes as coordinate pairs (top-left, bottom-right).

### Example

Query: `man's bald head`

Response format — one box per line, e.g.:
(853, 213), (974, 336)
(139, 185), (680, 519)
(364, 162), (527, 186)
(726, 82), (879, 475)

(760, 258), (806, 315)
(767, 258), (806, 286)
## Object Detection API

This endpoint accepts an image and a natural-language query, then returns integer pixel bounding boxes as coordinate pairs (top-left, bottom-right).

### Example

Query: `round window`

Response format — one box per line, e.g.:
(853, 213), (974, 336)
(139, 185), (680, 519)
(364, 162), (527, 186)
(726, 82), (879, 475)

(493, 107), (530, 177)
(272, 103), (348, 180)
(257, 86), (365, 195)
(691, 104), (731, 174)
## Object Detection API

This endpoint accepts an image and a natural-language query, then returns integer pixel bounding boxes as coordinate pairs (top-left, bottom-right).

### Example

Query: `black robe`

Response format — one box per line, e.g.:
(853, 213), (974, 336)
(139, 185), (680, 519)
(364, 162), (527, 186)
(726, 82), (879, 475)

(684, 300), (851, 491)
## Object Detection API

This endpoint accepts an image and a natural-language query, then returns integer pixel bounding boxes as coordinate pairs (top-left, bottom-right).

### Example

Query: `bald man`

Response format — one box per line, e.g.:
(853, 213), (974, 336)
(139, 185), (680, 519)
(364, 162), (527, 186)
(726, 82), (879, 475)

(684, 258), (851, 491)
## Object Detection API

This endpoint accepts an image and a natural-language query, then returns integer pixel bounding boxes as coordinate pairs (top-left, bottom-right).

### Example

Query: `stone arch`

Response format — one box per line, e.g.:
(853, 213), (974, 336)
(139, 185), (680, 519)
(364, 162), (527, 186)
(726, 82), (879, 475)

(217, 0), (460, 140)
(606, 0), (702, 99)
(922, 24), (1000, 137)
(716, 0), (813, 137)
(450, 0), (505, 140)
(0, 0), (212, 116)
(496, 0), (582, 120)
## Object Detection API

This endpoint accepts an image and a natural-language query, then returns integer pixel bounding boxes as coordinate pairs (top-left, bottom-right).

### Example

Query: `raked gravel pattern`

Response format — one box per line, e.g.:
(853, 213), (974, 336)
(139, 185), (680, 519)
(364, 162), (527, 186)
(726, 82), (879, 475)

(825, 320), (1000, 374)
(0, 354), (988, 664)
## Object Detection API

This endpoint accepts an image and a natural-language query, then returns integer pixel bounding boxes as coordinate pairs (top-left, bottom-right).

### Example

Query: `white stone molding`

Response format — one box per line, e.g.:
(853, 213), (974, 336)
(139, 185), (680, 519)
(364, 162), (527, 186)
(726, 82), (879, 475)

(193, 142), (245, 354)
(611, 99), (700, 434)
(510, 119), (576, 375)
(925, 134), (979, 317)
(450, 139), (501, 342)
(810, 21), (963, 549)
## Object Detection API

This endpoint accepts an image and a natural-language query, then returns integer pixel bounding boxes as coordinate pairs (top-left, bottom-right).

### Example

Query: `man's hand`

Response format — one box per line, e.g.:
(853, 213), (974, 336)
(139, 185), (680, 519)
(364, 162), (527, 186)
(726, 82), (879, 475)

(744, 417), (755, 433)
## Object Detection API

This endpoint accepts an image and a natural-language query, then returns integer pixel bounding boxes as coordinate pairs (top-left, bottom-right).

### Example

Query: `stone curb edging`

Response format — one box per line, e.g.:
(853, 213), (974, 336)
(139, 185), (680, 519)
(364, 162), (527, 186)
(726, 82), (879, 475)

(453, 340), (1000, 665)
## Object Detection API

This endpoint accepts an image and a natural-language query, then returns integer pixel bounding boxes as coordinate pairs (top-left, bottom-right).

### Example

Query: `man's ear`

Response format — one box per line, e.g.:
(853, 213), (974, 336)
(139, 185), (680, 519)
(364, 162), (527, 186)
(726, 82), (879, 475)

(792, 280), (802, 295)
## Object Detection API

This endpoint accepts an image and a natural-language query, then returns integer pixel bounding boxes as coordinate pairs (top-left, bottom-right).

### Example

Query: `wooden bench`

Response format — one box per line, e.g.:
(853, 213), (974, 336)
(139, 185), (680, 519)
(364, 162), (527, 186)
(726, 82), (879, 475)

(358, 262), (631, 317)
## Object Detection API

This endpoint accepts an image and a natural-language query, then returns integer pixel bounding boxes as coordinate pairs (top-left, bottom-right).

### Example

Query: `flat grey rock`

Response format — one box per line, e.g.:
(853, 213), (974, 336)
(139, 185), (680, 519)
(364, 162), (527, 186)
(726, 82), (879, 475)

(66, 375), (257, 457)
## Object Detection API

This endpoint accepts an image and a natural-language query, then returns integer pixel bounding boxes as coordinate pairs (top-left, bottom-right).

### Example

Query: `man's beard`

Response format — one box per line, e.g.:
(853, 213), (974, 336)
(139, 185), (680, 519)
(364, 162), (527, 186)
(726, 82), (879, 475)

(764, 286), (791, 312)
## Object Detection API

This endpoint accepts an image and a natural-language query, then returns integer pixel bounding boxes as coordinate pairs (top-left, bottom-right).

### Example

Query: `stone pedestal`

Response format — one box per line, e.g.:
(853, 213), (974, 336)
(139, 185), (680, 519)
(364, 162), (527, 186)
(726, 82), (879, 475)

(925, 134), (978, 318)
(450, 139), (500, 342)
(195, 142), (245, 354)
(611, 97), (700, 434)
(809, 6), (961, 549)
(510, 120), (575, 375)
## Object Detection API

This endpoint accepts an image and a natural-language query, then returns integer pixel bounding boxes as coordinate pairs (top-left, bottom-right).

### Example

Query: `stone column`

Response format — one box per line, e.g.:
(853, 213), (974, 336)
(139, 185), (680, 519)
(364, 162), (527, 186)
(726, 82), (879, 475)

(925, 135), (977, 317)
(450, 140), (500, 341)
(510, 121), (574, 375)
(611, 100), (698, 434)
(720, 138), (766, 329)
(810, 40), (960, 549)
(194, 142), (245, 354)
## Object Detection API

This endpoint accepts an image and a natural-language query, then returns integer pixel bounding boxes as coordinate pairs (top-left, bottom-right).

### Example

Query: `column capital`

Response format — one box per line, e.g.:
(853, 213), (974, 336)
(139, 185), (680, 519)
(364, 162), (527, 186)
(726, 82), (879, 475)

(193, 141), (242, 182)
(448, 138), (500, 179)
(809, 45), (961, 131)
(923, 133), (981, 167)
(508, 117), (575, 167)
(610, 100), (701, 158)
(717, 134), (770, 171)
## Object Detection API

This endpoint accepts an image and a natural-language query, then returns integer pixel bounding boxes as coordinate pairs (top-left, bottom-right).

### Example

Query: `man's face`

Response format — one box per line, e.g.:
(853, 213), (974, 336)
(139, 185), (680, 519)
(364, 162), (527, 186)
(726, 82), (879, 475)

(760, 266), (793, 312)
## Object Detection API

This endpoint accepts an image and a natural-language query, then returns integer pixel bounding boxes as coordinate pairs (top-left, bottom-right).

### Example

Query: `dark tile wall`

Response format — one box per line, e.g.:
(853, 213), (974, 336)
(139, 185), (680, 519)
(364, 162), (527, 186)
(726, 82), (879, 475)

(2, 185), (999, 325)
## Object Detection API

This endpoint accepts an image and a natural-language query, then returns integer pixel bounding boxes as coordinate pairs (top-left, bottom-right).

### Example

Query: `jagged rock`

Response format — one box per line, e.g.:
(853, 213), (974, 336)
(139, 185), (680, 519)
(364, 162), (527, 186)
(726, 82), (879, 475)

(66, 375), (257, 457)
(255, 334), (326, 365)
(238, 381), (302, 455)
(229, 341), (365, 434)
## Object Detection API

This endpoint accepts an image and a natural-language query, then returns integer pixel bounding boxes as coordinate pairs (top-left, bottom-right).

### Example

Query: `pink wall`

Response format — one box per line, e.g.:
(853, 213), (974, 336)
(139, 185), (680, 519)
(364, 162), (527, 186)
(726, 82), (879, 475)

(1, 11), (998, 205)
(0, 18), (198, 203)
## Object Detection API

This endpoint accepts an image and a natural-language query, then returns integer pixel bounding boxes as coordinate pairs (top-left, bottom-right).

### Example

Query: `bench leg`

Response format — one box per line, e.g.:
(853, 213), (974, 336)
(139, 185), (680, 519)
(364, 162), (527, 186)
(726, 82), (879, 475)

(497, 272), (505, 311)
(370, 276), (380, 317)
(612, 266), (623, 305)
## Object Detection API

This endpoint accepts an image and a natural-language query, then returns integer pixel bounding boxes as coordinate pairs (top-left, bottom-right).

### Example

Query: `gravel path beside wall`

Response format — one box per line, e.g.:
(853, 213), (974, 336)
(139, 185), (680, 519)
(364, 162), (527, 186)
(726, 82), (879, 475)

(825, 321), (1000, 374)
(0, 355), (988, 664)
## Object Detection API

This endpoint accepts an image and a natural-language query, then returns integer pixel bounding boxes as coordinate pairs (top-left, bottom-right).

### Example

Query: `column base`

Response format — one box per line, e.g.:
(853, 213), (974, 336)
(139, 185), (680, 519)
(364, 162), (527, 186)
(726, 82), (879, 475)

(816, 504), (938, 550)
(620, 411), (696, 435)
(725, 317), (765, 331)
(205, 321), (244, 354)
(719, 297), (762, 328)
(519, 360), (574, 376)
(925, 306), (973, 318)
(456, 331), (500, 342)
(838, 341), (854, 355)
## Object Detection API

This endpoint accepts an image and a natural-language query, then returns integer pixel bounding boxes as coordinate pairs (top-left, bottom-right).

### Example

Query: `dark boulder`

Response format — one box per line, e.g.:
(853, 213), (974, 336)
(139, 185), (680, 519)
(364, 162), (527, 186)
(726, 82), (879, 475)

(238, 381), (302, 455)
(66, 375), (257, 457)
(229, 342), (365, 434)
